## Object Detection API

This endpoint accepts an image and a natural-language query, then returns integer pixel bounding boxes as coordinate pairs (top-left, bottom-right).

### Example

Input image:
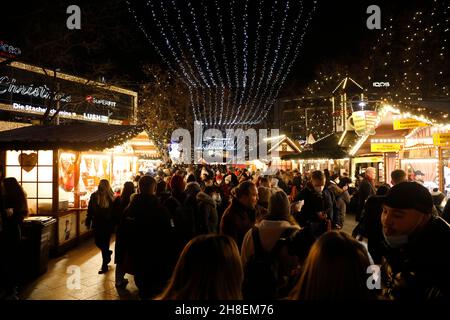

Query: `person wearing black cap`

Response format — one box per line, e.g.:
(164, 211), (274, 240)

(378, 182), (450, 300)
(353, 170), (407, 263)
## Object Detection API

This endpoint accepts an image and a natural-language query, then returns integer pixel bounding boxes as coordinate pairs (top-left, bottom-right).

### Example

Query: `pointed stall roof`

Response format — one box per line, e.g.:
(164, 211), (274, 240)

(281, 132), (351, 160)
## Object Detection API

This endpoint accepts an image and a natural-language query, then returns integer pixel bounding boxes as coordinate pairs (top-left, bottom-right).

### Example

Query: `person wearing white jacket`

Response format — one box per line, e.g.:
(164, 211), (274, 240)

(241, 190), (300, 282)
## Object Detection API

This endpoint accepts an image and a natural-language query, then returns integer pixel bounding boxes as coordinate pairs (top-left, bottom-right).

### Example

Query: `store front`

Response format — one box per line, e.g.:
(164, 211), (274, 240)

(397, 126), (450, 193)
(0, 123), (156, 252)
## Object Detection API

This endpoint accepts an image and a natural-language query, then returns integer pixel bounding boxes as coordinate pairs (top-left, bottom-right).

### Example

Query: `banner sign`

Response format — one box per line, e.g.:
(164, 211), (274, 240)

(433, 133), (450, 146)
(371, 143), (403, 152)
(393, 118), (428, 130)
(353, 156), (384, 164)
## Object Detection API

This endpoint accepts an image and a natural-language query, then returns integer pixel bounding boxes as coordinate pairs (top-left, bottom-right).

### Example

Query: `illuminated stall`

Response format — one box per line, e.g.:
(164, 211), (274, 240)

(0, 123), (148, 252)
(266, 135), (302, 171)
(132, 131), (162, 173)
(400, 125), (450, 194)
(347, 105), (429, 185)
(347, 103), (450, 191)
(282, 133), (350, 175)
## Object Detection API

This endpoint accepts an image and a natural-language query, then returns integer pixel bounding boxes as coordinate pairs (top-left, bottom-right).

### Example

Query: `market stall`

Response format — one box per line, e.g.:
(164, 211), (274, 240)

(265, 135), (302, 171)
(282, 133), (351, 175)
(346, 102), (450, 191)
(347, 105), (425, 185)
(0, 122), (154, 252)
(399, 125), (450, 194)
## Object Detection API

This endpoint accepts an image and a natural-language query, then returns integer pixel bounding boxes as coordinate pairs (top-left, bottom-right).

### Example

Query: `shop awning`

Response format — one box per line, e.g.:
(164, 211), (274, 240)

(0, 122), (146, 151)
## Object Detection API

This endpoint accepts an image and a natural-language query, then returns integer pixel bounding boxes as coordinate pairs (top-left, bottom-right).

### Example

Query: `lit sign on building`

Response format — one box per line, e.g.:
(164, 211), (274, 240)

(0, 62), (136, 123)
(0, 76), (71, 102)
(372, 82), (390, 88)
(0, 41), (22, 58)
(6, 102), (109, 122)
(8, 102), (109, 123)
(85, 95), (117, 107)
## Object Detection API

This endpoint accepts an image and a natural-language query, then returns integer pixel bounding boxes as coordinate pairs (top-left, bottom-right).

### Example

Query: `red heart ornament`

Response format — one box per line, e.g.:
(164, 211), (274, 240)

(18, 152), (38, 172)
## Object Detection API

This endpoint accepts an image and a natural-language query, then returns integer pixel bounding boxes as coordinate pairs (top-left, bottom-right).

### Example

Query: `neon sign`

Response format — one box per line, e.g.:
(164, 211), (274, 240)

(0, 76), (71, 102)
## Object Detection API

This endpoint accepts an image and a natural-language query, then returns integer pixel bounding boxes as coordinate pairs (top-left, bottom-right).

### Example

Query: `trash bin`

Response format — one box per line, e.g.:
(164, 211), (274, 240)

(20, 216), (56, 281)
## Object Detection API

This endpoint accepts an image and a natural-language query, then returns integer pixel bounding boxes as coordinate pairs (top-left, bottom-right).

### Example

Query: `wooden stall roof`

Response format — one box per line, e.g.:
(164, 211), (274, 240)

(0, 122), (146, 151)
(282, 133), (350, 160)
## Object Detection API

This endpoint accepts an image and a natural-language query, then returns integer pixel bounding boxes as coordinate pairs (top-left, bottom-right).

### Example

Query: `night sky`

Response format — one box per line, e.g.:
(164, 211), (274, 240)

(1, 0), (424, 93)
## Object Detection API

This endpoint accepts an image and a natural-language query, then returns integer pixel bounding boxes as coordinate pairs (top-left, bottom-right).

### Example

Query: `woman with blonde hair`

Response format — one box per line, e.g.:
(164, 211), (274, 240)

(289, 231), (374, 300)
(156, 234), (243, 300)
(86, 179), (115, 274)
(241, 190), (301, 299)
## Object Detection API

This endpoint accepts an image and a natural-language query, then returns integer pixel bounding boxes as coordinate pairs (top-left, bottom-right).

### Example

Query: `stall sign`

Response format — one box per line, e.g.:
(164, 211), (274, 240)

(393, 118), (428, 130)
(371, 143), (403, 152)
(353, 156), (384, 164)
(433, 133), (450, 146)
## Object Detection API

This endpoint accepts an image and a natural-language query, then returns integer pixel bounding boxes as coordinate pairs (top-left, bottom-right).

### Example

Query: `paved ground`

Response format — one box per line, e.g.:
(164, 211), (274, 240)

(342, 213), (358, 235)
(19, 216), (358, 300)
(20, 236), (140, 300)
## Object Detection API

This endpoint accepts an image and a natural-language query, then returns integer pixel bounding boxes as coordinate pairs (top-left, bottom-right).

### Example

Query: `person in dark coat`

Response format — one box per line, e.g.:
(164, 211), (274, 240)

(354, 191), (389, 264)
(166, 180), (198, 255)
(0, 177), (28, 300)
(354, 170), (407, 263)
(86, 179), (115, 274)
(220, 181), (257, 249)
(294, 171), (331, 238)
(164, 174), (187, 234)
(113, 181), (135, 288)
(196, 186), (219, 234)
(355, 167), (376, 221)
(276, 171), (289, 194)
(124, 175), (175, 300)
(376, 182), (450, 300)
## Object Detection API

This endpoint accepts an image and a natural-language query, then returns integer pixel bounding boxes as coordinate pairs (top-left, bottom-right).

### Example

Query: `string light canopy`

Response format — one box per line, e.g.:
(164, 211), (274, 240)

(126, 0), (317, 127)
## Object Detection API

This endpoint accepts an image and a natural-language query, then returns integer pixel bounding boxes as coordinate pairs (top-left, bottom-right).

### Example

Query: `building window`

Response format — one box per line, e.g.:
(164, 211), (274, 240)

(5, 150), (53, 214)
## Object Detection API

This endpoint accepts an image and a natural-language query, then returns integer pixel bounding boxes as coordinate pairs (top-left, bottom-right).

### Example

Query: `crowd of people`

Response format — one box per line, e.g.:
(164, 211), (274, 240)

(1, 164), (450, 301)
(82, 164), (450, 301)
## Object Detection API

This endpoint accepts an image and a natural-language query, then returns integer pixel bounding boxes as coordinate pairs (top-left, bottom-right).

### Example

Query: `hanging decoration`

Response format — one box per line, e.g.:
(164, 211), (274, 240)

(126, 0), (317, 126)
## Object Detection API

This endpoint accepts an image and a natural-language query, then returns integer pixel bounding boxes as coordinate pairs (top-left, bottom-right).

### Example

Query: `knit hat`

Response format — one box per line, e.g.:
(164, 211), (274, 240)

(185, 181), (201, 194)
(268, 190), (290, 219)
(383, 182), (433, 214)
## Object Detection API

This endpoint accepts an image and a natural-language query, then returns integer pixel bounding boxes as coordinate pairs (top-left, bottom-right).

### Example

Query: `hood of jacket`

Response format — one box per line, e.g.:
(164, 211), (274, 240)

(197, 191), (216, 207)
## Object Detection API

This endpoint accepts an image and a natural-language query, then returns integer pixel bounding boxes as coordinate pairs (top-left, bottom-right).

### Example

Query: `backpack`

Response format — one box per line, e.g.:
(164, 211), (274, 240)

(242, 227), (297, 300)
